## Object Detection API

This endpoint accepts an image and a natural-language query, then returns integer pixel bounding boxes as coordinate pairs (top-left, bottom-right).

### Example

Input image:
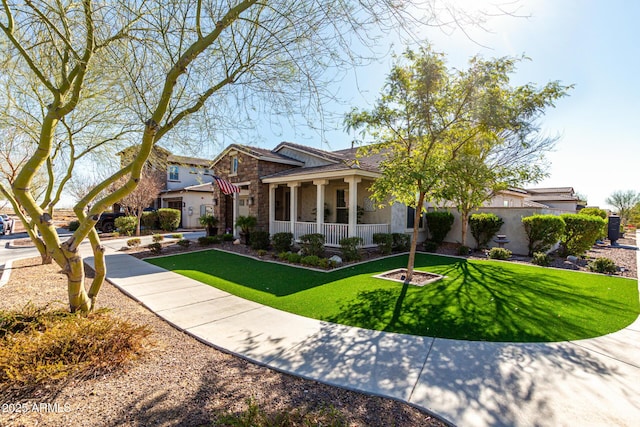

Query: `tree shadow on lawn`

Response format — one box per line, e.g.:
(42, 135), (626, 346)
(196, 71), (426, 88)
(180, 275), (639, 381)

(326, 259), (638, 342)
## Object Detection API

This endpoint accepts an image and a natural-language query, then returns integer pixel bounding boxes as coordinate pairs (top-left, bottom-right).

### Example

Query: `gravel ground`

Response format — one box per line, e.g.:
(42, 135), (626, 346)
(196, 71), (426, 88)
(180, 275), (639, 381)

(0, 258), (446, 427)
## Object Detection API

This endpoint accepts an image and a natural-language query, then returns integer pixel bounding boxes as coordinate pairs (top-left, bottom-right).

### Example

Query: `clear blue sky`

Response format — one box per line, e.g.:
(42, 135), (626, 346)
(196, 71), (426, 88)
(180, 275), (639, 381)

(245, 0), (639, 210)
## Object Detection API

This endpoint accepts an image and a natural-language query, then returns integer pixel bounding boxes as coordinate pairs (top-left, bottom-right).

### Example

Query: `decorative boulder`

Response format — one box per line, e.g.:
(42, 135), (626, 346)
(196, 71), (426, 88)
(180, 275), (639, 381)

(329, 255), (343, 265)
(233, 239), (241, 245)
(567, 255), (579, 264)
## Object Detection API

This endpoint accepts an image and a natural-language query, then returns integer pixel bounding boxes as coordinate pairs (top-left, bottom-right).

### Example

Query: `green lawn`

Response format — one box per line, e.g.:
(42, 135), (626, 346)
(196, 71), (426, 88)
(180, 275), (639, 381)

(147, 250), (639, 342)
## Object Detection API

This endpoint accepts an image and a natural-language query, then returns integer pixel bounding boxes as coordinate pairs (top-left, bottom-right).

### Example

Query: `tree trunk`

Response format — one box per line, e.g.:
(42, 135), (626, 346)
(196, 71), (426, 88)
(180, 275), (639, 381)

(406, 192), (426, 282)
(460, 211), (469, 248)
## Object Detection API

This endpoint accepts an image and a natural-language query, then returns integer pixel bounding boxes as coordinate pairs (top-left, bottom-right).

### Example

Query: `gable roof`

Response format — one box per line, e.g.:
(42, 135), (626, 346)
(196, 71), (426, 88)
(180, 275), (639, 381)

(211, 143), (304, 168)
(167, 154), (211, 167)
(161, 182), (216, 195)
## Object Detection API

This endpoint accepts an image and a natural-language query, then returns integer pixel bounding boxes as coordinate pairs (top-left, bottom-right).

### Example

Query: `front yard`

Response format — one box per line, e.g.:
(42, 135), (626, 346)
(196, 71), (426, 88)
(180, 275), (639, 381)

(147, 250), (639, 343)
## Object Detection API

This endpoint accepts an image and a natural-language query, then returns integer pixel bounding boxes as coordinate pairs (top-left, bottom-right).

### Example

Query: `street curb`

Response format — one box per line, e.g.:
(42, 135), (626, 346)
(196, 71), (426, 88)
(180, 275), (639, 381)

(0, 259), (13, 288)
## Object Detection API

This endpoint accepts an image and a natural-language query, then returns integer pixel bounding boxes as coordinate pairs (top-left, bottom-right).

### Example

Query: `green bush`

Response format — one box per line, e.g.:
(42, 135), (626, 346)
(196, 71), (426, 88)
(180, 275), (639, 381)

(222, 233), (234, 242)
(141, 211), (158, 229)
(425, 211), (454, 244)
(68, 220), (80, 231)
(256, 249), (268, 257)
(272, 232), (293, 253)
(177, 239), (191, 248)
(488, 247), (512, 260)
(299, 233), (325, 257)
(250, 230), (271, 251)
(126, 238), (141, 248)
(373, 233), (393, 255)
(171, 233), (183, 239)
(469, 213), (504, 250)
(391, 233), (410, 252)
(301, 255), (321, 266)
(339, 236), (363, 262)
(157, 208), (180, 231)
(559, 213), (606, 256)
(579, 207), (608, 219)
(522, 214), (566, 257)
(114, 216), (137, 236)
(278, 251), (289, 261)
(147, 242), (162, 254)
(423, 240), (438, 252)
(587, 257), (617, 274)
(457, 245), (470, 256)
(197, 236), (221, 245)
(287, 252), (302, 264)
(531, 252), (552, 267)
(152, 233), (164, 243)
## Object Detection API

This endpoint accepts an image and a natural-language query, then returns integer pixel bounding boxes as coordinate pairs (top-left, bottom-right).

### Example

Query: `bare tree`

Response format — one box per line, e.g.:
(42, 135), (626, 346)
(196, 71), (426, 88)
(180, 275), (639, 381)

(111, 171), (164, 236)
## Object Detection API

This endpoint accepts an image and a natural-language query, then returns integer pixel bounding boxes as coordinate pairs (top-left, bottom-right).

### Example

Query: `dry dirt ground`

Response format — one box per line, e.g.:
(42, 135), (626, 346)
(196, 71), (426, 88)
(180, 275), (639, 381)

(0, 259), (446, 427)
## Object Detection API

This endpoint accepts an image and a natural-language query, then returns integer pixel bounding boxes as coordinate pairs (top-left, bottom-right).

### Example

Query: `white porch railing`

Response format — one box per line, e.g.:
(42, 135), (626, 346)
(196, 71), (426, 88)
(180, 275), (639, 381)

(270, 221), (390, 247)
(322, 223), (349, 246)
(357, 223), (391, 246)
(294, 221), (317, 238)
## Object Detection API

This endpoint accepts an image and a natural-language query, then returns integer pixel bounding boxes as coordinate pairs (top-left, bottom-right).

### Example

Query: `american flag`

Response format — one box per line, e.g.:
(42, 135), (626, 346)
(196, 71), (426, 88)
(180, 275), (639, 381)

(212, 175), (240, 195)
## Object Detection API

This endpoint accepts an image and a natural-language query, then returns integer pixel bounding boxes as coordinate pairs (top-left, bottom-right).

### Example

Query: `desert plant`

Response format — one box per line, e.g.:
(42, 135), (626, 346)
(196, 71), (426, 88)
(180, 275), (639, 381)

(531, 252), (552, 266)
(250, 230), (271, 251)
(425, 211), (454, 244)
(177, 239), (191, 248)
(299, 233), (325, 257)
(423, 240), (438, 253)
(272, 232), (294, 253)
(559, 213), (606, 256)
(114, 216), (137, 236)
(256, 249), (268, 257)
(152, 234), (164, 243)
(339, 236), (363, 261)
(67, 220), (80, 231)
(391, 233), (410, 252)
(522, 214), (566, 256)
(199, 214), (219, 236)
(488, 247), (512, 260)
(278, 251), (290, 261)
(588, 257), (617, 274)
(469, 213), (504, 250)
(457, 245), (470, 256)
(147, 242), (162, 254)
(373, 233), (393, 255)
(236, 215), (257, 244)
(126, 238), (141, 248)
(157, 208), (181, 231)
(301, 255), (321, 266)
(171, 233), (183, 239)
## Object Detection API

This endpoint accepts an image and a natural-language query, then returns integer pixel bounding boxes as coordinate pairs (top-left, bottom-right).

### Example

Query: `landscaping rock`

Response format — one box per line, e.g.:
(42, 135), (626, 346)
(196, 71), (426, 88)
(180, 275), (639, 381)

(329, 255), (343, 265)
(233, 239), (241, 245)
(567, 255), (579, 264)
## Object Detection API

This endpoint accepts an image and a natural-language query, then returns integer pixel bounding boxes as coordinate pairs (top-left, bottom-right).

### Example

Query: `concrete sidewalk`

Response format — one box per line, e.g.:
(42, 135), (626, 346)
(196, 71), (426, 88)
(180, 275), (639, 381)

(85, 242), (640, 427)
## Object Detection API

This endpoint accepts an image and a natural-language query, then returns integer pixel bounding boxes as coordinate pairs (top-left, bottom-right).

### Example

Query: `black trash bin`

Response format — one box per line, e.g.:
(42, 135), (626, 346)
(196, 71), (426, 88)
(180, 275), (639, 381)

(608, 215), (621, 244)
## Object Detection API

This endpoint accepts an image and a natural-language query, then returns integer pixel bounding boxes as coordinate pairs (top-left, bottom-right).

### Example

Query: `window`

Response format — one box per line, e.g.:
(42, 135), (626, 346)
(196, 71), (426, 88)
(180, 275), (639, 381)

(231, 156), (239, 175)
(336, 189), (348, 223)
(406, 206), (424, 229)
(168, 165), (179, 181)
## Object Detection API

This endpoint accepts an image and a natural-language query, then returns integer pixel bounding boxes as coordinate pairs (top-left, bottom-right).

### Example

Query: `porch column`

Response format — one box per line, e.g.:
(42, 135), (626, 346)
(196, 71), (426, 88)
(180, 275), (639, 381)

(344, 176), (361, 238)
(269, 184), (277, 233)
(232, 192), (239, 236)
(313, 179), (328, 234)
(288, 182), (300, 236)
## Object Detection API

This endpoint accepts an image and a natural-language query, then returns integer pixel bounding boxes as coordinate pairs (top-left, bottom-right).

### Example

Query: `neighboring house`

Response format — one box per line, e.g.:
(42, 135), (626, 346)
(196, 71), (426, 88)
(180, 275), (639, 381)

(524, 187), (586, 212)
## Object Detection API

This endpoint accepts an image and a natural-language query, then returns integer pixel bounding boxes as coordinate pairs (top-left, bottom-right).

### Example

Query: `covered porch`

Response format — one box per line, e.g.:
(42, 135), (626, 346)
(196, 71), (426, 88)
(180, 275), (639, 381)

(263, 170), (391, 248)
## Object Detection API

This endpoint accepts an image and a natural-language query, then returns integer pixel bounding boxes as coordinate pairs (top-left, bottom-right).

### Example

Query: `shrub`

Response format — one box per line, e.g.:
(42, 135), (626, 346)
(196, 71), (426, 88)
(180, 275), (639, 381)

(299, 233), (325, 257)
(559, 213), (606, 256)
(522, 214), (566, 257)
(488, 247), (512, 260)
(141, 211), (159, 229)
(318, 258), (331, 269)
(250, 230), (271, 251)
(391, 233), (410, 252)
(177, 239), (191, 248)
(531, 252), (552, 266)
(114, 216), (137, 236)
(588, 257), (617, 274)
(373, 233), (393, 255)
(272, 232), (293, 253)
(126, 238), (141, 248)
(287, 252), (302, 264)
(198, 236), (221, 245)
(68, 220), (80, 231)
(457, 245), (470, 256)
(278, 251), (290, 261)
(301, 255), (321, 266)
(222, 233), (234, 242)
(425, 211), (454, 244)
(423, 240), (438, 253)
(579, 207), (608, 219)
(147, 242), (162, 254)
(339, 236), (363, 262)
(157, 208), (181, 231)
(171, 233), (183, 239)
(256, 249), (268, 257)
(0, 305), (151, 390)
(469, 213), (504, 249)
(152, 233), (164, 243)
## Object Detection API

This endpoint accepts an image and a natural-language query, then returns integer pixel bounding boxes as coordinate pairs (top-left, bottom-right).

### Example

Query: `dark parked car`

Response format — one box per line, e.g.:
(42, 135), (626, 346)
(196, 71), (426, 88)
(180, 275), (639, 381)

(95, 212), (126, 233)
